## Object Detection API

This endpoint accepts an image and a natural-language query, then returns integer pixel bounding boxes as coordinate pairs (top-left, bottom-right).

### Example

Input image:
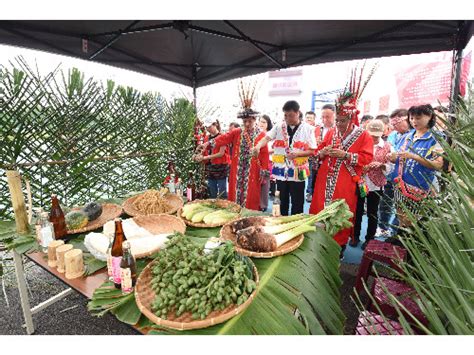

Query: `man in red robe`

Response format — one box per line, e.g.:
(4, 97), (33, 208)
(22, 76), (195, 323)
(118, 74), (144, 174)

(201, 109), (269, 211)
(310, 68), (375, 256)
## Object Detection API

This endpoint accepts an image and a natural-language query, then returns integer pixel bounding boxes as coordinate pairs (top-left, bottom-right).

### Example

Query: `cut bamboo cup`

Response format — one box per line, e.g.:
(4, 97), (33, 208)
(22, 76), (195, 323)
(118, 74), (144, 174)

(64, 249), (84, 279)
(47, 240), (65, 267)
(56, 244), (73, 273)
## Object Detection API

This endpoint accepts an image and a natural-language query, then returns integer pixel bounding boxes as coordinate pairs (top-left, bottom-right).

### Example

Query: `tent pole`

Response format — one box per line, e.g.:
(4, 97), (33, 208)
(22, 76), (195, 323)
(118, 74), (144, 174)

(192, 65), (198, 112)
(450, 49), (464, 107)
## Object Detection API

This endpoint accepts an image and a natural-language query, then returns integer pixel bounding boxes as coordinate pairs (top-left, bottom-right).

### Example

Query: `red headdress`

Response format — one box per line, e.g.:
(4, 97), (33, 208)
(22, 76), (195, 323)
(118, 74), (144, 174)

(335, 62), (377, 126)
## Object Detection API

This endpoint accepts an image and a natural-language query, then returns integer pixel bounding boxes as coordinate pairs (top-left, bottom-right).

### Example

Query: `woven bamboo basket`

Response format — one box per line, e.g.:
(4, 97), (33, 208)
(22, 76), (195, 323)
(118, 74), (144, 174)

(177, 199), (241, 228)
(130, 214), (187, 258)
(66, 203), (123, 235)
(135, 258), (259, 331)
(122, 192), (184, 217)
(219, 217), (304, 258)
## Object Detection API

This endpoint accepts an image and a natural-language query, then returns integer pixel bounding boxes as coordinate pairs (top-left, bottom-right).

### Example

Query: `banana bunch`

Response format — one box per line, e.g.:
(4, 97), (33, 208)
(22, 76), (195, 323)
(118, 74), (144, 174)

(181, 203), (239, 225)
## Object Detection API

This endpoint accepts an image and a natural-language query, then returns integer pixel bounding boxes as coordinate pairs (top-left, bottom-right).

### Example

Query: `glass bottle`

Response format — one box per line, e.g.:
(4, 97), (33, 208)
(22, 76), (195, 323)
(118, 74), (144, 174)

(186, 171), (195, 202)
(111, 218), (127, 289)
(34, 208), (44, 244)
(168, 173), (176, 194)
(49, 194), (67, 239)
(40, 211), (55, 252)
(272, 191), (281, 217)
(106, 237), (114, 281)
(175, 178), (182, 197)
(120, 241), (137, 294)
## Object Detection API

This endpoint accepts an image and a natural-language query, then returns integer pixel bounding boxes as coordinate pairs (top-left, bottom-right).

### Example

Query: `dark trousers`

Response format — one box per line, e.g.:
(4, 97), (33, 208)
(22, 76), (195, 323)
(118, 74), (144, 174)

(378, 181), (399, 234)
(354, 190), (382, 242)
(276, 180), (306, 216)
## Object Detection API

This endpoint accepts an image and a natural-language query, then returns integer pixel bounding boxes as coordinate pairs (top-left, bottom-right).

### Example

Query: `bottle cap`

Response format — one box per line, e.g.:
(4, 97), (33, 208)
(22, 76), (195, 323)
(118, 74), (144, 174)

(114, 217), (122, 222)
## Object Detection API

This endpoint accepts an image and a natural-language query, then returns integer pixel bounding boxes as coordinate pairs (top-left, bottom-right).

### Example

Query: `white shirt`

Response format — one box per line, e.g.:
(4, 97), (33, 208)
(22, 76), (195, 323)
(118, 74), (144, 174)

(266, 121), (317, 182)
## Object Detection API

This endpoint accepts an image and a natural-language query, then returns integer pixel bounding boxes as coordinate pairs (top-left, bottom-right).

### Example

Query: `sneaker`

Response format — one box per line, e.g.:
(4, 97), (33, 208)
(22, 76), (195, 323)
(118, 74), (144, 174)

(375, 227), (390, 238)
(306, 193), (312, 202)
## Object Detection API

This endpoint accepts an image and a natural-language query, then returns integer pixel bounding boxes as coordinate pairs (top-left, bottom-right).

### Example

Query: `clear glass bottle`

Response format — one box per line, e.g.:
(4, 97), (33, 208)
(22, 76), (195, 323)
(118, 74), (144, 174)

(175, 178), (182, 197)
(106, 237), (114, 281)
(272, 191), (281, 217)
(40, 211), (55, 252)
(34, 208), (44, 244)
(186, 171), (195, 202)
(168, 173), (176, 194)
(120, 241), (137, 294)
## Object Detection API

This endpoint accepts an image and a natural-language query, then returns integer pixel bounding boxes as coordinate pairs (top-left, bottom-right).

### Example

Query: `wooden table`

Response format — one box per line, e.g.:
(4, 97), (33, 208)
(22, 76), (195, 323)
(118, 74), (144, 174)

(17, 251), (144, 334)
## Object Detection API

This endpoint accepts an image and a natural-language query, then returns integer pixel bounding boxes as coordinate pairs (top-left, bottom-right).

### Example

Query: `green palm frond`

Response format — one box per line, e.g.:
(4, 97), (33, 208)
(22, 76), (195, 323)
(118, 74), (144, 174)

(356, 82), (474, 335)
(147, 229), (344, 335)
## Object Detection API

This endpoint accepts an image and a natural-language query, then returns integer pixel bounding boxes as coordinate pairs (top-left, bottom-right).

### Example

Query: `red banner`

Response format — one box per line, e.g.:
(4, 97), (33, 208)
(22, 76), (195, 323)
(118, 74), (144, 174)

(395, 52), (472, 107)
(379, 95), (390, 113)
(363, 100), (371, 114)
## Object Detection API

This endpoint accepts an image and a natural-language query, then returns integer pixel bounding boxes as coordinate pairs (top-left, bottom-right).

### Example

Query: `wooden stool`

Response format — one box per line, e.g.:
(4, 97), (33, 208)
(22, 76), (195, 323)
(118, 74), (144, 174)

(355, 240), (407, 294)
(355, 310), (405, 335)
(369, 277), (428, 327)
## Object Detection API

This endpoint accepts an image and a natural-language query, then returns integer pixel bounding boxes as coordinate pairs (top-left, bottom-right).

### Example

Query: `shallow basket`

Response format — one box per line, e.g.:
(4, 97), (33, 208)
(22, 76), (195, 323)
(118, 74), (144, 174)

(132, 214), (187, 259)
(122, 193), (184, 217)
(66, 203), (123, 235)
(84, 214), (186, 260)
(135, 258), (259, 331)
(219, 217), (304, 258)
(177, 199), (242, 228)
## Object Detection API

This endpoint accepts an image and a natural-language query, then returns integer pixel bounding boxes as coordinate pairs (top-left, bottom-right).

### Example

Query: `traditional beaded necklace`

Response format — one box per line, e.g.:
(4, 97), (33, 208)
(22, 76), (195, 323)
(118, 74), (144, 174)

(327, 125), (350, 176)
(235, 128), (259, 207)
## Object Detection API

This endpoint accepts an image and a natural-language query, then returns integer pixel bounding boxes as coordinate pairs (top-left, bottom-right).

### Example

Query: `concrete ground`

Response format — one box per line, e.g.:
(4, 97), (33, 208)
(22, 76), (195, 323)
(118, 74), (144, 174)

(0, 249), (364, 335)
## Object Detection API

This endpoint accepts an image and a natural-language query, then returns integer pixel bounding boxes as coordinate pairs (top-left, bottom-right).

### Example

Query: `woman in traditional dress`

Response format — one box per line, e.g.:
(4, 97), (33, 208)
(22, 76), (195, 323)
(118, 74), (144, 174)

(198, 83), (269, 210)
(194, 118), (230, 199)
(387, 104), (443, 233)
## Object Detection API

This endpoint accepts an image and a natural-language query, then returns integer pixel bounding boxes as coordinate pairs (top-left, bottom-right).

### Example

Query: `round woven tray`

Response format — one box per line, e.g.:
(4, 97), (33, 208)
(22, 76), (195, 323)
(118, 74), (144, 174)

(220, 217), (304, 258)
(66, 203), (123, 235)
(131, 214), (187, 258)
(135, 258), (259, 330)
(177, 199), (241, 228)
(122, 193), (184, 217)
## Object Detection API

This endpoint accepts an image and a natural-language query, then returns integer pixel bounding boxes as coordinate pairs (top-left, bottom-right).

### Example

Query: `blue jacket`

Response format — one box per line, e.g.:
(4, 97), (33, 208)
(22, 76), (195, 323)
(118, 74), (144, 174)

(394, 129), (440, 191)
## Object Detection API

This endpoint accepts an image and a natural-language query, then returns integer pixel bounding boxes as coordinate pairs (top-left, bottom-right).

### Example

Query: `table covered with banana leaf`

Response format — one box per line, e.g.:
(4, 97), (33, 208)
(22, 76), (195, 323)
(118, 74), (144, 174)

(0, 194), (347, 335)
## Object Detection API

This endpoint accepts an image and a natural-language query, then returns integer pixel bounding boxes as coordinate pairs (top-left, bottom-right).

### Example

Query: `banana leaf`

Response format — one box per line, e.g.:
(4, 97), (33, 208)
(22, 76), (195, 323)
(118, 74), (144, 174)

(0, 220), (38, 254)
(147, 228), (344, 335)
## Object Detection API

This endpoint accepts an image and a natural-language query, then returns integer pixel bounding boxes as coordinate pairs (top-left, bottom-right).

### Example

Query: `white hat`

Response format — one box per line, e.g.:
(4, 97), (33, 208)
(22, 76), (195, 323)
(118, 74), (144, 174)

(203, 117), (216, 127)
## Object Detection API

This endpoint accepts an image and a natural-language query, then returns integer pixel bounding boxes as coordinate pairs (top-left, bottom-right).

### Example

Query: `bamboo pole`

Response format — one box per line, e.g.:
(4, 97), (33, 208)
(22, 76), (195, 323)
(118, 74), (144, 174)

(0, 146), (193, 170)
(6, 170), (30, 235)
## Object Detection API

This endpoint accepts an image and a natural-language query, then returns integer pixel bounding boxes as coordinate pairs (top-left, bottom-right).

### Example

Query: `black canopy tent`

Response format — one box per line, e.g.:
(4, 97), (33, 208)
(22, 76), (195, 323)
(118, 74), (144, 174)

(0, 20), (472, 101)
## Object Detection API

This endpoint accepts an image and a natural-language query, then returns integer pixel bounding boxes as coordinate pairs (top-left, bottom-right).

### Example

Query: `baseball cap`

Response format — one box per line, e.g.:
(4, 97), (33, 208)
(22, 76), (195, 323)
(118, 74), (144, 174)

(366, 119), (384, 137)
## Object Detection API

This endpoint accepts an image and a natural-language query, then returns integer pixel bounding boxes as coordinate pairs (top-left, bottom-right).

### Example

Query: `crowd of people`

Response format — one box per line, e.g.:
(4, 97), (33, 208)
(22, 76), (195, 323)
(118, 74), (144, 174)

(193, 81), (449, 258)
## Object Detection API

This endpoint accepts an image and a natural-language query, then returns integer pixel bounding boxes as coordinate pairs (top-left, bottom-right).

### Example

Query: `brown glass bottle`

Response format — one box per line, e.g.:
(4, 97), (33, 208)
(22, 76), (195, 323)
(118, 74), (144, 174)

(111, 218), (127, 289)
(120, 241), (137, 294)
(49, 194), (67, 239)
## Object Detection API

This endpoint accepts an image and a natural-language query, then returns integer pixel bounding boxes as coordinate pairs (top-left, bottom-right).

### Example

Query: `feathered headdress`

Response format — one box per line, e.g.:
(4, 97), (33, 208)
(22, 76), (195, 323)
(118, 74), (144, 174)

(237, 79), (260, 119)
(336, 61), (378, 125)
